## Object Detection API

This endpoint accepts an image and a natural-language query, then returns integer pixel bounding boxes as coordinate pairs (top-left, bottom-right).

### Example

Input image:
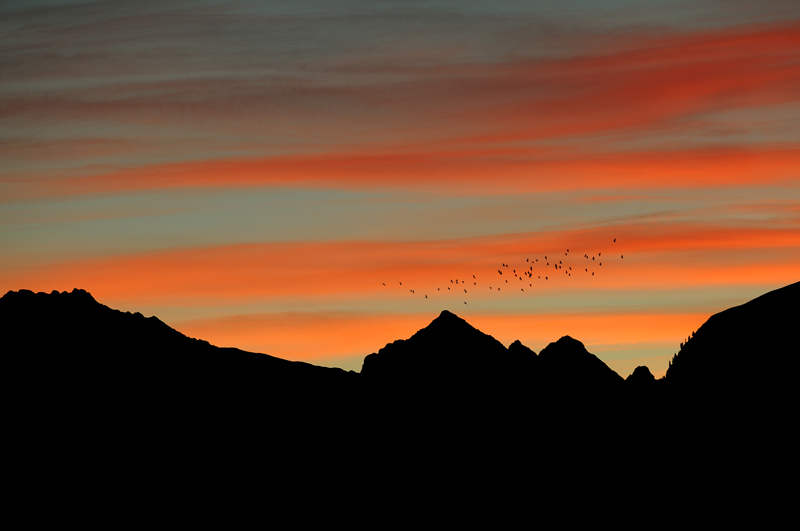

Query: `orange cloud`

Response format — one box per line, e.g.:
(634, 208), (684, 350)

(5, 21), (797, 145)
(466, 21), (800, 141)
(4, 223), (798, 305)
(5, 21), (799, 199)
(8, 145), (798, 199)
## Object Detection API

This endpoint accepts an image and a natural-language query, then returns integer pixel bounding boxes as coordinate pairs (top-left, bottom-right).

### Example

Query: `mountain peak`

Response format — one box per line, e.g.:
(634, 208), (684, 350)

(508, 339), (537, 357)
(538, 335), (588, 359)
(627, 366), (655, 384)
(553, 335), (583, 348)
(432, 309), (470, 325)
(537, 334), (623, 388)
(418, 310), (476, 336)
(361, 310), (508, 379)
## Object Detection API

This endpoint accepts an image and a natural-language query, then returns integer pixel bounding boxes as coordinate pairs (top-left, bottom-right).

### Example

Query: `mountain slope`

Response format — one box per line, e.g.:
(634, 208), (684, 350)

(361, 310), (522, 383)
(360, 309), (623, 405)
(1, 289), (356, 408)
(537, 335), (625, 390)
(664, 281), (799, 393)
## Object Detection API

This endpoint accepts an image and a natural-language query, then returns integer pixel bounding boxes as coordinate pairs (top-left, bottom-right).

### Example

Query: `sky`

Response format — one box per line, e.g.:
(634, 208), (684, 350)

(2, 0), (799, 377)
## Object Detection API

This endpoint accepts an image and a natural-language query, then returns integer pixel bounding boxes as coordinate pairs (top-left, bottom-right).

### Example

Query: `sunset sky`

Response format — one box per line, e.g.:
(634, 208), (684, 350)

(2, 1), (799, 377)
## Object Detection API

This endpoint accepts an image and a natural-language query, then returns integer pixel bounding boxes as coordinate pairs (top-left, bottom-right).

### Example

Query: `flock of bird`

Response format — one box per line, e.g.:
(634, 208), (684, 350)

(383, 238), (625, 305)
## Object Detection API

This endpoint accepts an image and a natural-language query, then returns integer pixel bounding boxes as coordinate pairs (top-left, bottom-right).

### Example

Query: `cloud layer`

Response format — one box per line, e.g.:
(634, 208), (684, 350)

(2, 1), (799, 376)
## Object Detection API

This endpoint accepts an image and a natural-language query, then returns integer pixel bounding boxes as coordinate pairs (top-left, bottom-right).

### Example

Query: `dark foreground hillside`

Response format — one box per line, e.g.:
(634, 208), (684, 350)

(665, 280), (799, 394)
(4, 283), (797, 422)
(1, 288), (367, 462)
(2, 283), (797, 513)
(2, 288), (640, 423)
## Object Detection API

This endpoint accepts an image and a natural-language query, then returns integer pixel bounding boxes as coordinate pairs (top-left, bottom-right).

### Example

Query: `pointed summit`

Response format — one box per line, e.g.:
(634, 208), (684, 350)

(408, 309), (486, 342)
(361, 310), (510, 383)
(508, 339), (537, 357)
(426, 309), (470, 330)
(539, 335), (585, 354)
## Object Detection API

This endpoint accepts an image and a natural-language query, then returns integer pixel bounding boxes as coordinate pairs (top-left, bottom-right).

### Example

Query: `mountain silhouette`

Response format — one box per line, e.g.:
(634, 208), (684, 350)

(537, 335), (624, 390)
(1, 288), (356, 424)
(362, 310), (523, 383)
(5, 284), (797, 406)
(665, 280), (799, 398)
(361, 309), (625, 393)
(4, 283), (796, 510)
(359, 309), (629, 426)
(652, 281), (800, 468)
(626, 365), (656, 386)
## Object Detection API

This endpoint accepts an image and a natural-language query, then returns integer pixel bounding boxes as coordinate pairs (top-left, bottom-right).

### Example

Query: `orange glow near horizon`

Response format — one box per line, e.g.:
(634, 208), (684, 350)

(4, 223), (799, 304)
(172, 309), (711, 378)
(2, 7), (799, 381)
(5, 220), (797, 379)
